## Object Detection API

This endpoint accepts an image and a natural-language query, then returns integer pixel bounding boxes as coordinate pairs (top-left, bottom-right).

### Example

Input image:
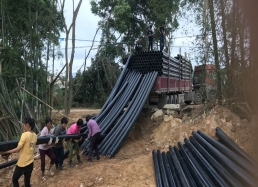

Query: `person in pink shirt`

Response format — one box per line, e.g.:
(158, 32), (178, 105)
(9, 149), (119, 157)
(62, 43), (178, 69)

(86, 115), (101, 162)
(38, 117), (56, 181)
(67, 119), (83, 167)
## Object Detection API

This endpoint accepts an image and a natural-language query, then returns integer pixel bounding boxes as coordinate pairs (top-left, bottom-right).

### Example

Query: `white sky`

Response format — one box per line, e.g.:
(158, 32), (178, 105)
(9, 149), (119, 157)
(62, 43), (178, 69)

(52, 0), (200, 76)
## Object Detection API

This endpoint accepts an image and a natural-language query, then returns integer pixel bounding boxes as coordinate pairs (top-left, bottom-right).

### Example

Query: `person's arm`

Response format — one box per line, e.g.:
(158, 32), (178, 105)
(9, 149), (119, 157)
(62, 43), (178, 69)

(87, 123), (92, 139)
(0, 133), (26, 155)
(158, 27), (161, 34)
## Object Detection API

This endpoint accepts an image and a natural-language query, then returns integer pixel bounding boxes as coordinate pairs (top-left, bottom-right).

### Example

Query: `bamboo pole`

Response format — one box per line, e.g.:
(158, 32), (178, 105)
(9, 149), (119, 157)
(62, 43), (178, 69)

(20, 87), (71, 119)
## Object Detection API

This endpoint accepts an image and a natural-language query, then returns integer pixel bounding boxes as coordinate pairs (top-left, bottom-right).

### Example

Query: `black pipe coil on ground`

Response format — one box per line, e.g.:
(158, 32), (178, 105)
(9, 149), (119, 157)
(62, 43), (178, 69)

(215, 127), (257, 166)
(192, 131), (257, 187)
(197, 130), (258, 178)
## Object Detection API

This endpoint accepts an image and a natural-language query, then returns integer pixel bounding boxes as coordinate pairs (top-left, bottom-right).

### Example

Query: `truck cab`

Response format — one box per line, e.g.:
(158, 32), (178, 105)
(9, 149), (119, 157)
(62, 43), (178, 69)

(193, 64), (216, 104)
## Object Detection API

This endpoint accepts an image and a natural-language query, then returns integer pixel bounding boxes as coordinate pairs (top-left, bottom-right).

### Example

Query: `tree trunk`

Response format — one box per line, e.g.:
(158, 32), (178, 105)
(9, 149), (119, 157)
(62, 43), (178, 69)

(209, 0), (222, 104)
(219, 0), (230, 86)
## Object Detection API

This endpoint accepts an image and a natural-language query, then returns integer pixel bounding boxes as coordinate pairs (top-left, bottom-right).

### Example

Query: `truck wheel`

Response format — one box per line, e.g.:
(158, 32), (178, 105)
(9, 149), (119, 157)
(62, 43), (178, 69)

(208, 90), (216, 101)
(184, 101), (192, 105)
(194, 92), (202, 105)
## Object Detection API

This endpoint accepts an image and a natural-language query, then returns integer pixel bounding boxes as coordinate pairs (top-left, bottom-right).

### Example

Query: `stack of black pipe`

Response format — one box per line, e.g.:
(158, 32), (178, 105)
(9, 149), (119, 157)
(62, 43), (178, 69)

(128, 51), (192, 79)
(80, 51), (194, 157)
(153, 127), (258, 187)
(81, 56), (158, 158)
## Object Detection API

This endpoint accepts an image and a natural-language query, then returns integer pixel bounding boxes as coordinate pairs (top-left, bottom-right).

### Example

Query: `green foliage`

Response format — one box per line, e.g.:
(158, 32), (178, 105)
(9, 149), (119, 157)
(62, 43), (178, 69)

(0, 0), (64, 138)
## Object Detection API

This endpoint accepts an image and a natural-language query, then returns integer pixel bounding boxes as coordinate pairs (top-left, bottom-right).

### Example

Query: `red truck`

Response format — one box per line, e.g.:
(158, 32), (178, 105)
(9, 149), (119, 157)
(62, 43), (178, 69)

(145, 60), (216, 108)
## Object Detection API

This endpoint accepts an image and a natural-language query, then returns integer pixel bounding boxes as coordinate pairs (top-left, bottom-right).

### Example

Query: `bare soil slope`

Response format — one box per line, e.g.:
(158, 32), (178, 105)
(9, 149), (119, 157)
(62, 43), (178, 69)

(0, 106), (257, 187)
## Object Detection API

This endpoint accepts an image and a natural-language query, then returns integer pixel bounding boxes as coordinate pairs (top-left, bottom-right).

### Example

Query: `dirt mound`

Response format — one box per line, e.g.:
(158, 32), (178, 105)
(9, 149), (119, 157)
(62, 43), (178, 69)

(0, 106), (256, 186)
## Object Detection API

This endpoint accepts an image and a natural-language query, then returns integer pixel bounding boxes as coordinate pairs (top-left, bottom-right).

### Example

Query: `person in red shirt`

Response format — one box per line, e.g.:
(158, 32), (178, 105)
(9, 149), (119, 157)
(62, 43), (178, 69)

(67, 119), (83, 167)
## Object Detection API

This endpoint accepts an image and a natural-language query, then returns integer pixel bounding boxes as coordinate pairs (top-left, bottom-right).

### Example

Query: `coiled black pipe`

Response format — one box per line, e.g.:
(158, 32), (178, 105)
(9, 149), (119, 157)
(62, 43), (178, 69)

(109, 72), (157, 157)
(0, 134), (88, 152)
(161, 152), (176, 187)
(100, 73), (153, 156)
(173, 146), (198, 187)
(215, 127), (257, 166)
(153, 150), (163, 187)
(157, 150), (169, 187)
(0, 159), (18, 169)
(169, 146), (191, 187)
(197, 130), (258, 178)
(166, 151), (182, 187)
(177, 142), (211, 187)
(192, 131), (257, 187)
(188, 136), (243, 187)
(184, 138), (229, 187)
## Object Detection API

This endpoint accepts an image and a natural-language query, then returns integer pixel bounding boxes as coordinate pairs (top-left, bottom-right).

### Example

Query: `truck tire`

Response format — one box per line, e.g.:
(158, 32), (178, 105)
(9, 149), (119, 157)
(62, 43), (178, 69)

(208, 90), (216, 101)
(194, 92), (202, 105)
(184, 101), (192, 105)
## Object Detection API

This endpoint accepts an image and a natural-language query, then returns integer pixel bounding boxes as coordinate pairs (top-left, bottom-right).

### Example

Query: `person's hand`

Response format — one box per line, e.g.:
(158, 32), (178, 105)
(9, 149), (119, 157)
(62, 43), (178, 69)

(79, 137), (82, 142)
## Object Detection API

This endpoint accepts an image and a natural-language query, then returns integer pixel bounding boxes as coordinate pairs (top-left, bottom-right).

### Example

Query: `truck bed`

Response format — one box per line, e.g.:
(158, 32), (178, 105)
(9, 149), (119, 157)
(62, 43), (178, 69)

(151, 76), (192, 94)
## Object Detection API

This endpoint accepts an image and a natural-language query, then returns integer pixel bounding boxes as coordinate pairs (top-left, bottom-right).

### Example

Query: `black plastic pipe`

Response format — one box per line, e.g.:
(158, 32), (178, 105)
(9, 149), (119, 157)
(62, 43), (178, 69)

(192, 131), (257, 187)
(169, 146), (191, 187)
(161, 152), (176, 187)
(215, 127), (257, 166)
(157, 150), (169, 187)
(189, 136), (243, 187)
(153, 150), (163, 187)
(197, 130), (258, 178)
(173, 146), (198, 187)
(177, 142), (211, 187)
(184, 138), (229, 187)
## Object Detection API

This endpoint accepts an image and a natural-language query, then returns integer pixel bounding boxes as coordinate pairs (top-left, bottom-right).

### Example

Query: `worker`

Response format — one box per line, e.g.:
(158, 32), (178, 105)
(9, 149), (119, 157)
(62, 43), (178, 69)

(0, 117), (37, 187)
(86, 115), (101, 162)
(67, 119), (83, 167)
(52, 117), (68, 170)
(135, 36), (144, 53)
(147, 25), (154, 51)
(38, 117), (56, 181)
(158, 22), (166, 51)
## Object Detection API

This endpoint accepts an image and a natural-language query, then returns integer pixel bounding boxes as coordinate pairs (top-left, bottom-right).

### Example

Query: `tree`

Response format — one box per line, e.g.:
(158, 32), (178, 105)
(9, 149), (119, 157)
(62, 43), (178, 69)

(0, 0), (64, 138)
(59, 0), (83, 115)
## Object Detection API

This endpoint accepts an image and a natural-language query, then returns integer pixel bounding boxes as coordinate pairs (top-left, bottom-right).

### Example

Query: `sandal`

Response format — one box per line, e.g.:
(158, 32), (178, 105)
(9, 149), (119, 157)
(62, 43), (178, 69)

(42, 176), (46, 181)
(48, 170), (54, 176)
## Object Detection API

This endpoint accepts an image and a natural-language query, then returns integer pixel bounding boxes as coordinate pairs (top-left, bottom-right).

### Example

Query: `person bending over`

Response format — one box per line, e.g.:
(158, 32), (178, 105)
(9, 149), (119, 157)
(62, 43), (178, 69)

(86, 115), (101, 162)
(67, 119), (83, 167)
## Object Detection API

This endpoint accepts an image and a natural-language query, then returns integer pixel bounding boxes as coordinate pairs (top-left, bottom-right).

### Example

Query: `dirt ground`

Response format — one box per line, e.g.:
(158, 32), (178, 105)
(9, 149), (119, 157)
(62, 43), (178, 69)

(0, 106), (257, 187)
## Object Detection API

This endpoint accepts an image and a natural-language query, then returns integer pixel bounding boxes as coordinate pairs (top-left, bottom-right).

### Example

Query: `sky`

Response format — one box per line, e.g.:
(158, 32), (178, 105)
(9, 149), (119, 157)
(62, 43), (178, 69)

(53, 0), (200, 76)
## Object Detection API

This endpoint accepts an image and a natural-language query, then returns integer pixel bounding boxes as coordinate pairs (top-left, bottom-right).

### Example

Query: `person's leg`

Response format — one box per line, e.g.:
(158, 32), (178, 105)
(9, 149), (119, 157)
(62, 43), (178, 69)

(88, 132), (100, 161)
(150, 39), (153, 51)
(23, 162), (33, 187)
(93, 132), (101, 160)
(160, 36), (164, 51)
(12, 165), (23, 187)
(74, 142), (82, 163)
(59, 147), (64, 169)
(39, 149), (46, 178)
(68, 141), (73, 167)
(148, 41), (151, 51)
(45, 149), (55, 176)
(52, 147), (59, 168)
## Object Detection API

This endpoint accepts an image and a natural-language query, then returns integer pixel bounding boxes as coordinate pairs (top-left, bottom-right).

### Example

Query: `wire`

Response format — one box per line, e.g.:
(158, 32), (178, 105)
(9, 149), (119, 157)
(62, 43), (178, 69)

(60, 34), (201, 43)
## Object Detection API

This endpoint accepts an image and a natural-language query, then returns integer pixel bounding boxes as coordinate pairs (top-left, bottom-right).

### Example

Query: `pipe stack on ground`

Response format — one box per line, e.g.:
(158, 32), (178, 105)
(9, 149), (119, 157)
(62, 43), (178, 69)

(152, 128), (258, 187)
